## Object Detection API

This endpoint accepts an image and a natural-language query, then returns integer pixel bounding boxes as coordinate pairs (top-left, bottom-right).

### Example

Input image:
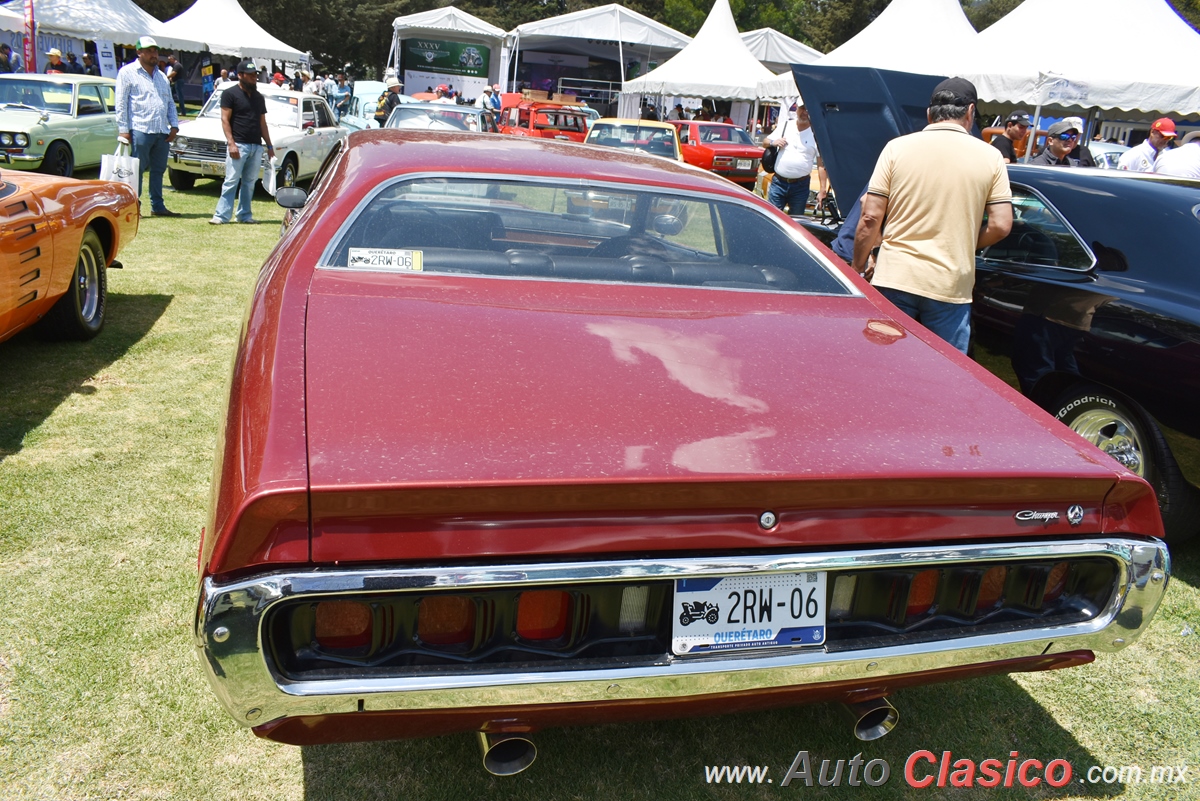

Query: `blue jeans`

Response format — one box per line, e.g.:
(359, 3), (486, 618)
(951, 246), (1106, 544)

(877, 286), (972, 354)
(214, 143), (263, 223)
(768, 173), (810, 214)
(132, 131), (170, 212)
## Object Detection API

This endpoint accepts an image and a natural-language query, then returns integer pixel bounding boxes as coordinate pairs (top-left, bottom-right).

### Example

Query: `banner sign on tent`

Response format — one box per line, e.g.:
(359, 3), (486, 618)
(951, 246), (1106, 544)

(401, 38), (490, 79)
(21, 0), (33, 75)
(95, 39), (116, 78)
(1043, 78), (1090, 107)
(3, 30), (86, 73)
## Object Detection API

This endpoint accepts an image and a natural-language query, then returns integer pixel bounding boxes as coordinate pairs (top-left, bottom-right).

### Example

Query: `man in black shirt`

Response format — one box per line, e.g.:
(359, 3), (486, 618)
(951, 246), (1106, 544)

(990, 109), (1031, 163)
(210, 59), (275, 224)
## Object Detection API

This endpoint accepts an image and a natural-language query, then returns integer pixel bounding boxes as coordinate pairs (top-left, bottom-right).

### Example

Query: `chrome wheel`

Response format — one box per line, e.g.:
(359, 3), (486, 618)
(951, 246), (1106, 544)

(1066, 410), (1145, 476)
(280, 158), (297, 188)
(75, 237), (102, 325)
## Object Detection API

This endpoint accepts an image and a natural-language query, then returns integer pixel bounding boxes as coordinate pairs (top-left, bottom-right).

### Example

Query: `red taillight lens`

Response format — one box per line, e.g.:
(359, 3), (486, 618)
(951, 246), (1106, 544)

(977, 566), (1007, 610)
(418, 595), (476, 645)
(906, 570), (939, 617)
(314, 601), (372, 649)
(516, 590), (571, 640)
(1043, 562), (1070, 603)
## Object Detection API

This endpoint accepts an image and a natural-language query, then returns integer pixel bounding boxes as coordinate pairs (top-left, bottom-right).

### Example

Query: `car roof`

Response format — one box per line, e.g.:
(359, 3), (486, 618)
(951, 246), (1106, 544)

(212, 79), (321, 101)
(0, 73), (114, 86)
(391, 102), (481, 113)
(590, 118), (676, 131)
(341, 129), (746, 195)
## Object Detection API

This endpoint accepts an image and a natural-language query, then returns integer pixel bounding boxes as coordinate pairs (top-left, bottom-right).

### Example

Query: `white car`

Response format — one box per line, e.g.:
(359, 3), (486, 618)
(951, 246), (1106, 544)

(168, 81), (347, 191)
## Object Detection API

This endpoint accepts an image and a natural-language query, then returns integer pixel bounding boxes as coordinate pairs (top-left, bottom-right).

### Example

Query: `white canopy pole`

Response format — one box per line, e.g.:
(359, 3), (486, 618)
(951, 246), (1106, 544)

(617, 8), (624, 95)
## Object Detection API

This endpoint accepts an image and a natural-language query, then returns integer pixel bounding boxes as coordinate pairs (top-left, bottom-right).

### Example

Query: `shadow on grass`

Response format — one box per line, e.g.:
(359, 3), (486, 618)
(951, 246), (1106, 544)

(299, 675), (1123, 800)
(0, 292), (172, 461)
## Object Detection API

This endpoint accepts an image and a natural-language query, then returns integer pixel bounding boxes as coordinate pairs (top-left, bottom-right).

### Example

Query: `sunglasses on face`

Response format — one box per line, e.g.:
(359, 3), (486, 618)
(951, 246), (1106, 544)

(1056, 132), (1079, 141)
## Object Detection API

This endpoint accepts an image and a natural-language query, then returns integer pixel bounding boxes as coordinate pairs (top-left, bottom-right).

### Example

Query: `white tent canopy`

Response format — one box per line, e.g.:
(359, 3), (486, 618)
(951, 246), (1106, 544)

(393, 5), (505, 40)
(955, 0), (1200, 115)
(159, 0), (304, 62)
(758, 0), (974, 99)
(505, 4), (690, 94)
(819, 0), (976, 74)
(511, 4), (691, 50)
(388, 6), (505, 86)
(1, 0), (204, 51)
(740, 28), (821, 74)
(622, 0), (775, 100)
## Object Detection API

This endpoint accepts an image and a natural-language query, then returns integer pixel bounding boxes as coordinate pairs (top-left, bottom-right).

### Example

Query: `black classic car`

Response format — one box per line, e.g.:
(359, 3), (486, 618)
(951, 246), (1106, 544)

(792, 65), (1200, 542)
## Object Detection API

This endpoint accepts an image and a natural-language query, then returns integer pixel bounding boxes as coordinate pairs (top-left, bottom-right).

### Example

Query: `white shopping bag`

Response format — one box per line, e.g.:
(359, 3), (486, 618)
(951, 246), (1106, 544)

(263, 155), (278, 197)
(100, 142), (138, 194)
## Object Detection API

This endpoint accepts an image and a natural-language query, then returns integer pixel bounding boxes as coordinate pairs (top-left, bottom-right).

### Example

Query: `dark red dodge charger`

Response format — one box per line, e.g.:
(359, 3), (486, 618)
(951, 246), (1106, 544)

(194, 131), (1169, 775)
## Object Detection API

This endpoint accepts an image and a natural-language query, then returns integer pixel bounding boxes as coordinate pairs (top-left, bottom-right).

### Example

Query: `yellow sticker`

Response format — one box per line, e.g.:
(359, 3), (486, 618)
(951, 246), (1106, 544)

(347, 248), (424, 271)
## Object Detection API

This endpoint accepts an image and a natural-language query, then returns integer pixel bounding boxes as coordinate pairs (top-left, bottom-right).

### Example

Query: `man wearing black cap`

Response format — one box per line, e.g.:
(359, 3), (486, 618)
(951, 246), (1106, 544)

(991, 110), (1031, 164)
(851, 77), (1012, 354)
(210, 59), (274, 224)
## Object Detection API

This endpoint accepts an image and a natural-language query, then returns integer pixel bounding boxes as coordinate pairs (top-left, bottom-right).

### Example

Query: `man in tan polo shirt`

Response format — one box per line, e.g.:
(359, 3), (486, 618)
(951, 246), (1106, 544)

(852, 77), (1012, 354)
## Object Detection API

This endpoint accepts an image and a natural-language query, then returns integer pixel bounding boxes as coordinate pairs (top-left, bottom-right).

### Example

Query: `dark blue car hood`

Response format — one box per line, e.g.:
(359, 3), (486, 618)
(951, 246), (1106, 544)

(790, 65), (945, 203)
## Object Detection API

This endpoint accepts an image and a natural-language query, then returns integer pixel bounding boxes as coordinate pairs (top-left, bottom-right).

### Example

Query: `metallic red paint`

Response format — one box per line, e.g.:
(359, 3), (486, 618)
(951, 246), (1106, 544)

(203, 129), (1163, 576)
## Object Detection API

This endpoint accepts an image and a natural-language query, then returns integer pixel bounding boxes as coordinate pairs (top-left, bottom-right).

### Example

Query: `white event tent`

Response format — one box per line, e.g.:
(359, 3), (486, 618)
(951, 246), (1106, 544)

(159, 0), (305, 63)
(758, 0), (976, 98)
(955, 0), (1200, 115)
(740, 28), (821, 75)
(621, 0), (775, 119)
(505, 5), (691, 93)
(0, 0), (205, 53)
(388, 6), (506, 89)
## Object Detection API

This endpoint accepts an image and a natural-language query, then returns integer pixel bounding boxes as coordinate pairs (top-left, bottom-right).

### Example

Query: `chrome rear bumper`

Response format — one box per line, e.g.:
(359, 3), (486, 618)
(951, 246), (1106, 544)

(194, 537), (1169, 727)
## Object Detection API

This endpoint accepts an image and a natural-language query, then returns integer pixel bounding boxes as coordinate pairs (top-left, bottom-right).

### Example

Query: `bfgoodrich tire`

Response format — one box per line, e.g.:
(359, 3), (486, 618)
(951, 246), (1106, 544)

(1054, 383), (1198, 542)
(36, 228), (106, 341)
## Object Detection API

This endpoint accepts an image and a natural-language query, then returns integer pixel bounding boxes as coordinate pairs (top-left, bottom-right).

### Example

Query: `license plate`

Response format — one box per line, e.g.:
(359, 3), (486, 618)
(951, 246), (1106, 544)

(736, 158), (752, 170)
(201, 162), (224, 176)
(672, 572), (826, 655)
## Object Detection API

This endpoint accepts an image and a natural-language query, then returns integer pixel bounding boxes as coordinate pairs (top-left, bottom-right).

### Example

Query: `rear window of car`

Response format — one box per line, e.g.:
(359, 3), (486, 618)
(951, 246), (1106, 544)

(586, 123), (679, 159)
(322, 177), (852, 295)
(696, 125), (754, 145)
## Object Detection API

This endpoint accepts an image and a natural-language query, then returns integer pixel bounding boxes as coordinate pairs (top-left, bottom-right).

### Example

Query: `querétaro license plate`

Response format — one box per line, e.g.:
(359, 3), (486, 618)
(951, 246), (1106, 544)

(672, 573), (826, 655)
(736, 158), (753, 170)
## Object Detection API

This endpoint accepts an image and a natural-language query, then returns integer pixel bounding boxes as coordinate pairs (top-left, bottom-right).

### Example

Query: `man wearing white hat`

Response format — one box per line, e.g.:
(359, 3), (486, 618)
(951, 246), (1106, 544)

(43, 48), (65, 74)
(115, 36), (181, 216)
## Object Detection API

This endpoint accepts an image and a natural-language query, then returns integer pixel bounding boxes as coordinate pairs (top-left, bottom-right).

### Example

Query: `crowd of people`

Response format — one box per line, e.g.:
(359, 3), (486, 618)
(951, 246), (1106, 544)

(988, 110), (1198, 178)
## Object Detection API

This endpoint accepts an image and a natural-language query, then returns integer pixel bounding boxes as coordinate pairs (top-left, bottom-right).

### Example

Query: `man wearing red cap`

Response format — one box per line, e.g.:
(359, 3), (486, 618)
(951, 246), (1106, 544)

(432, 84), (455, 105)
(271, 72), (286, 88)
(1118, 118), (1176, 172)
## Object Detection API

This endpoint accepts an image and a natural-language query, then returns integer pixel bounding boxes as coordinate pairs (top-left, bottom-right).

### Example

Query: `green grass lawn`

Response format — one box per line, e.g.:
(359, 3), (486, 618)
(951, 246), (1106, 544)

(0, 172), (1198, 800)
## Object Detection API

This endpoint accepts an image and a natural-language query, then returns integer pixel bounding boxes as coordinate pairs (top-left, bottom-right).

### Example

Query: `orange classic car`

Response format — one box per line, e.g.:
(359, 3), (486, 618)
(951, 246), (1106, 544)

(0, 169), (138, 343)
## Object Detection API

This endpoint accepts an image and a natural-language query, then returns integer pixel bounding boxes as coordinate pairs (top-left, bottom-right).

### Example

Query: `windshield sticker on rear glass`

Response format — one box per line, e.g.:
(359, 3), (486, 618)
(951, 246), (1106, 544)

(347, 248), (423, 271)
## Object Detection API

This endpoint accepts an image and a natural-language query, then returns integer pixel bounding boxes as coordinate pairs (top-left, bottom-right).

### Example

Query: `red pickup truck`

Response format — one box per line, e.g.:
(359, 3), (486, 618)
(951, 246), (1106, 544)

(499, 101), (590, 143)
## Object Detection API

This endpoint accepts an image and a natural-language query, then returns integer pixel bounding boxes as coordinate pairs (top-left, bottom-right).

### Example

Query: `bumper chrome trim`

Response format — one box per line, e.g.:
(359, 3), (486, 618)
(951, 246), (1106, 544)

(194, 537), (1169, 727)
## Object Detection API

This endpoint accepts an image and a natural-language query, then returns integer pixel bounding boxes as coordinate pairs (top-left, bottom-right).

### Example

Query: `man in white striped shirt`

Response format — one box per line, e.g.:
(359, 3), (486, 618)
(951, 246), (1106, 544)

(115, 36), (180, 216)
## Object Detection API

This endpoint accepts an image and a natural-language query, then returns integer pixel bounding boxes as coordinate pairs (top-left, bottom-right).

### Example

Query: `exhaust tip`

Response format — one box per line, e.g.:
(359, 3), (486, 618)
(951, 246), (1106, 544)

(477, 731), (537, 776)
(842, 697), (899, 741)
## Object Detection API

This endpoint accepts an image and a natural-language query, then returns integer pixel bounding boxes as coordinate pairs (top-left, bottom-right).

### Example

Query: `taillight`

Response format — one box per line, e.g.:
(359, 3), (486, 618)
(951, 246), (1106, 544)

(712, 156), (734, 167)
(1043, 562), (1070, 603)
(906, 570), (939, 617)
(314, 601), (372, 649)
(618, 586), (649, 633)
(516, 590), (570, 640)
(418, 595), (476, 645)
(976, 566), (1007, 609)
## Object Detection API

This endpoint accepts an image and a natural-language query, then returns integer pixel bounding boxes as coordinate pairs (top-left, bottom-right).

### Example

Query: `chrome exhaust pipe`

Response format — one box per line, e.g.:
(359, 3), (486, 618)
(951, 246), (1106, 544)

(842, 697), (899, 741)
(476, 731), (537, 776)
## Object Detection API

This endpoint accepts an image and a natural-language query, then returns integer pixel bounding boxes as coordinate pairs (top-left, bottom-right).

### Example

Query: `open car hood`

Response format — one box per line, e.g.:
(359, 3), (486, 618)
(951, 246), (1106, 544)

(790, 65), (946, 203)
